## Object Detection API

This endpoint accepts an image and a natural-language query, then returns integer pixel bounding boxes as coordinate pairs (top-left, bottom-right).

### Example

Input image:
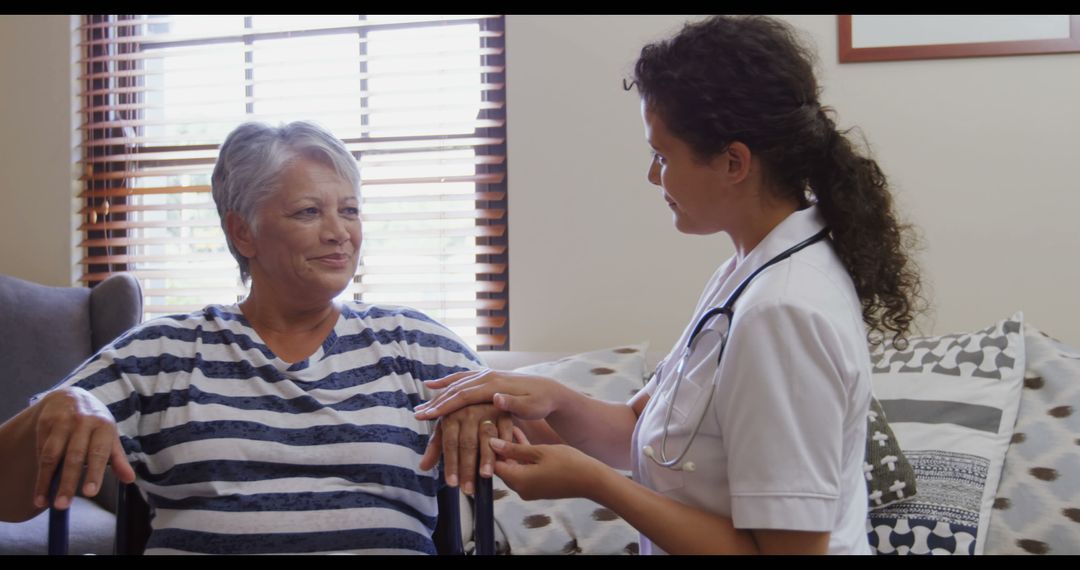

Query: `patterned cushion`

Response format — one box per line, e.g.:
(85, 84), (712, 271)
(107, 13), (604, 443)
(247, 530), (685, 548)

(983, 326), (1080, 554)
(865, 397), (918, 510)
(487, 344), (646, 555)
(866, 313), (1026, 555)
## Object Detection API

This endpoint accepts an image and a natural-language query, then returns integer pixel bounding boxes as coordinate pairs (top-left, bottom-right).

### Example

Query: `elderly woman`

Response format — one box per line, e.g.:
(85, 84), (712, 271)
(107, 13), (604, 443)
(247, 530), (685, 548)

(0, 121), (509, 554)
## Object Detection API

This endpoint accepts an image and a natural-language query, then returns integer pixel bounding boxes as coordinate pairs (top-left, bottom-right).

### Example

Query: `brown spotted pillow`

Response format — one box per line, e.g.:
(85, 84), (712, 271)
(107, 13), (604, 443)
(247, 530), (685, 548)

(983, 326), (1080, 554)
(489, 344), (647, 554)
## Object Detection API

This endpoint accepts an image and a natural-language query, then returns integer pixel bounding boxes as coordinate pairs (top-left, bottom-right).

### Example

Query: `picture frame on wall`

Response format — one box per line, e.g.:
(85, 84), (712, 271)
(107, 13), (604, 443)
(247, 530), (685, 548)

(838, 15), (1080, 63)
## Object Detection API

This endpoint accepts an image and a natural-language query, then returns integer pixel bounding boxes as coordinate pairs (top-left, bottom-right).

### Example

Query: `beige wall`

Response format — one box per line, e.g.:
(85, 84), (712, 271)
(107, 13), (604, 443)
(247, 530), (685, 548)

(505, 15), (721, 354)
(2, 15), (1077, 349)
(506, 15), (1080, 350)
(0, 15), (77, 287)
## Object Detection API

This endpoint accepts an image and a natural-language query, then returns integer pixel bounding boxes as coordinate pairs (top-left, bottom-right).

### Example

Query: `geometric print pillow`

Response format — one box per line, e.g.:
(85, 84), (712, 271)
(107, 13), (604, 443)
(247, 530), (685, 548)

(867, 313), (1026, 555)
(983, 326), (1080, 554)
(866, 397), (918, 510)
(481, 344), (648, 555)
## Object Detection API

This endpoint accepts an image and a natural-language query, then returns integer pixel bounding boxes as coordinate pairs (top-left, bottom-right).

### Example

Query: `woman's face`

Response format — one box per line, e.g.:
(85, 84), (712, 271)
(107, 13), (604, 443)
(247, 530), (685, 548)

(243, 157), (361, 301)
(641, 102), (730, 235)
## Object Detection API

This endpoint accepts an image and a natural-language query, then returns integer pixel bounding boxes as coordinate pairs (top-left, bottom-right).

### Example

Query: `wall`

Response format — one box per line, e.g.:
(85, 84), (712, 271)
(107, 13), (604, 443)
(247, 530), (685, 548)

(0, 15), (78, 287)
(505, 15), (1080, 350)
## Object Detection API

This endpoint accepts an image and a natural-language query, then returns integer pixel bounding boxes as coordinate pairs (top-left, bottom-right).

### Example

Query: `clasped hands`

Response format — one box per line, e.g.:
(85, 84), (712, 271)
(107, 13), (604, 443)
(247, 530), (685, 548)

(415, 369), (603, 501)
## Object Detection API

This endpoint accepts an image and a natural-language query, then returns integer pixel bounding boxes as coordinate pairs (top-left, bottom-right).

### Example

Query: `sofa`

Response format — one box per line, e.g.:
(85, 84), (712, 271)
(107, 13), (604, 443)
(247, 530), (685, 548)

(475, 311), (1080, 555)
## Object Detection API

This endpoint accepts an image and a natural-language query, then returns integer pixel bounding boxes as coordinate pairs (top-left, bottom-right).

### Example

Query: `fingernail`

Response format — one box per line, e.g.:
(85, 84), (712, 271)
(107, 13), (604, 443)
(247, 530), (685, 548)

(447, 474), (458, 487)
(55, 496), (69, 510)
(34, 495), (46, 508)
(480, 464), (492, 477)
(85, 482), (97, 495)
(490, 438), (506, 450)
(463, 482), (474, 496)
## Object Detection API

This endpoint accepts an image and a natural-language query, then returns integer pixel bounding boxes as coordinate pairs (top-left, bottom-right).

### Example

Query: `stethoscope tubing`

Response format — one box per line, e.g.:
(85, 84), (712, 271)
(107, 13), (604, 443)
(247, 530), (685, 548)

(647, 227), (831, 470)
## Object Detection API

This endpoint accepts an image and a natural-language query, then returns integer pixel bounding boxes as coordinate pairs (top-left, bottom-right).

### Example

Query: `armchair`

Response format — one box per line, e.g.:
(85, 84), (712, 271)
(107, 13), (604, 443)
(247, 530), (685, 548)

(0, 273), (143, 554)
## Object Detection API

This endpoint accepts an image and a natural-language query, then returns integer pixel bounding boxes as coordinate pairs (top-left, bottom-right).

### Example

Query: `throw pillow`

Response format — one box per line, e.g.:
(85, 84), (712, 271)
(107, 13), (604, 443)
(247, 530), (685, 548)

(866, 313), (1026, 555)
(983, 326), (1080, 554)
(865, 397), (918, 510)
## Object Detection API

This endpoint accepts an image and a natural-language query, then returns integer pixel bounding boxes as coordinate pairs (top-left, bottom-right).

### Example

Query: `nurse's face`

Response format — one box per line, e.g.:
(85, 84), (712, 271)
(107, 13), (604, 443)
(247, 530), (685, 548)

(641, 102), (731, 235)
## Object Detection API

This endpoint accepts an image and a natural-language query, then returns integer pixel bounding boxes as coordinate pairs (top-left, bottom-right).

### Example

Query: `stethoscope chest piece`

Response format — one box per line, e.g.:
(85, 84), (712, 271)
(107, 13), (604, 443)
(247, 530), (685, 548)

(642, 444), (697, 472)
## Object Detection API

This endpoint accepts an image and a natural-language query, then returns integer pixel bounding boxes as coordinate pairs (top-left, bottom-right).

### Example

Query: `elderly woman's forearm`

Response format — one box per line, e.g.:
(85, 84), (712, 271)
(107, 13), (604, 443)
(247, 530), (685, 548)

(0, 405), (47, 522)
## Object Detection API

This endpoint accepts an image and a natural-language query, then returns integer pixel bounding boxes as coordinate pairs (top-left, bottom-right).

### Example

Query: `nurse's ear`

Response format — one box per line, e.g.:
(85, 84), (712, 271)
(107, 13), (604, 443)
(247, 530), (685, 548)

(710, 141), (753, 186)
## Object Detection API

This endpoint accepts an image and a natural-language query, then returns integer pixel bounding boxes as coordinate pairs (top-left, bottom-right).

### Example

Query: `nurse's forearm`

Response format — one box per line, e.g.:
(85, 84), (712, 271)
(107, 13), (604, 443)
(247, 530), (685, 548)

(588, 465), (760, 555)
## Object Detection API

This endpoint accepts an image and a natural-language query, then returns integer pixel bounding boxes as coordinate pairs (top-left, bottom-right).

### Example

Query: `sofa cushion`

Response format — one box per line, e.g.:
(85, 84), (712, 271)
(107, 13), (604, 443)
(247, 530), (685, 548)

(867, 313), (1026, 555)
(983, 326), (1080, 554)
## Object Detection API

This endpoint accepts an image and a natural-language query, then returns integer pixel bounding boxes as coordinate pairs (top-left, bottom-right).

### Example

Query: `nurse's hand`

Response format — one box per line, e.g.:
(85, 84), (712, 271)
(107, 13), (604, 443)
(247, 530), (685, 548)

(487, 438), (606, 502)
(414, 369), (567, 422)
(418, 404), (514, 496)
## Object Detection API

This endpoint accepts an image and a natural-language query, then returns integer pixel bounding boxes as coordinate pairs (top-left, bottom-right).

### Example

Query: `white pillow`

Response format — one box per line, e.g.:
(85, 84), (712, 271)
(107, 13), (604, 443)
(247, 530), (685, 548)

(867, 313), (1026, 555)
(487, 344), (647, 555)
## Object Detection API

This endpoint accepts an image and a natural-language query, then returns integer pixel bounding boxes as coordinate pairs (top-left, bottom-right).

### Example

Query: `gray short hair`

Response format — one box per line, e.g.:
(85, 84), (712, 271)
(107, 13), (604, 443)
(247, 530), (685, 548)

(211, 121), (361, 284)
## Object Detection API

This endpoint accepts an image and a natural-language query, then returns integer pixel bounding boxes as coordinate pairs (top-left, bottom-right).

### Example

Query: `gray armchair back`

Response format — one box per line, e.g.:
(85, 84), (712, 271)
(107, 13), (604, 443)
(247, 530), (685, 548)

(0, 273), (142, 424)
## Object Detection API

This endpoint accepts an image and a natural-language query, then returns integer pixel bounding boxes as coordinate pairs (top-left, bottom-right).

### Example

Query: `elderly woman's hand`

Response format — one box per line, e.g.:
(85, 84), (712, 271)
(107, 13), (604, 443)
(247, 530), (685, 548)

(418, 403), (516, 496)
(33, 387), (135, 510)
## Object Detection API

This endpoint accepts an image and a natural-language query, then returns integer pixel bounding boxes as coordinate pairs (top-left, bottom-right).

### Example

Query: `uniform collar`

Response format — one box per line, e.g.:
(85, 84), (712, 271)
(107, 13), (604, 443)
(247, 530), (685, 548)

(713, 205), (828, 304)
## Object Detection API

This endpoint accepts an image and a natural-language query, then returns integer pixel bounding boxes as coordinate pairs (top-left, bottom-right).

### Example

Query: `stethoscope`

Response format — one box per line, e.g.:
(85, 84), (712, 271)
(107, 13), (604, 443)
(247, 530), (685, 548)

(643, 227), (831, 471)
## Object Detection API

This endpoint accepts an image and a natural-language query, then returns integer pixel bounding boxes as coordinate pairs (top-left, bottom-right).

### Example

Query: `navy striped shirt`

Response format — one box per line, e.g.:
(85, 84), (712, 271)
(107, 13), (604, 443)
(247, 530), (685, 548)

(52, 302), (481, 554)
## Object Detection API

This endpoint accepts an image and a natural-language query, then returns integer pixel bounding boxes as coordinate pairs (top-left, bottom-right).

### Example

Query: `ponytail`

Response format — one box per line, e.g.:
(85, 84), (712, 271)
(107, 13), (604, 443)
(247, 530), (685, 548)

(810, 109), (923, 347)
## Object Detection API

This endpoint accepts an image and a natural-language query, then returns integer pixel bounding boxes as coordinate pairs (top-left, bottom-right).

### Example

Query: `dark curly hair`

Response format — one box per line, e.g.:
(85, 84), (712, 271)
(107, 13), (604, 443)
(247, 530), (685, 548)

(630, 15), (924, 346)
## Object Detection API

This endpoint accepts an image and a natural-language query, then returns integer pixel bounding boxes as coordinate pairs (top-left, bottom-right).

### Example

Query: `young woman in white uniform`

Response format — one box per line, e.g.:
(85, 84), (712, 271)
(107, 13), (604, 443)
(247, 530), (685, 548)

(415, 15), (922, 554)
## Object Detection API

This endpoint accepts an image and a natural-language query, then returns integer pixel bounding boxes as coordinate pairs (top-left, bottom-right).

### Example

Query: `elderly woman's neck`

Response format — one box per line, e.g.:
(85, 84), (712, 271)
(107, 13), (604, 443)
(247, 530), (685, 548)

(239, 287), (339, 335)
